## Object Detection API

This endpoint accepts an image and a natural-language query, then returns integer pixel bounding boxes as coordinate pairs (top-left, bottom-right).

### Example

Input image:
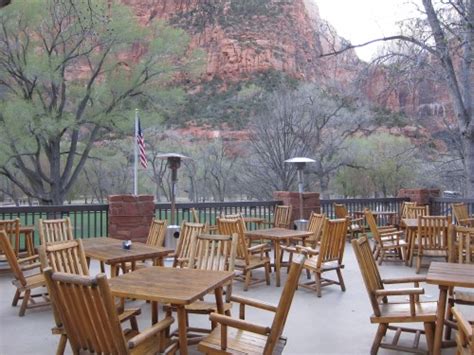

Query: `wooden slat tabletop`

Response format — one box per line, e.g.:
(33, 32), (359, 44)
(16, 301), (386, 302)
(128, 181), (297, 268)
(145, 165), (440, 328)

(108, 266), (234, 304)
(245, 228), (313, 240)
(426, 261), (474, 288)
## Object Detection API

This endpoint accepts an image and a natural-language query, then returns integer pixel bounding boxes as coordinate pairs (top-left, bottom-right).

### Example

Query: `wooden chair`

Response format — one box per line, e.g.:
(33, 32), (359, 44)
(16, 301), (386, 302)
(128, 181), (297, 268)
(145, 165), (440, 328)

(217, 217), (270, 291)
(173, 221), (205, 268)
(38, 217), (74, 245)
(334, 203), (364, 240)
(405, 205), (430, 219)
(415, 215), (451, 273)
(39, 239), (142, 354)
(352, 236), (437, 354)
(0, 218), (21, 257)
(297, 218), (348, 297)
(264, 205), (293, 229)
(165, 233), (238, 343)
(191, 208), (217, 234)
(43, 268), (174, 355)
(0, 230), (49, 316)
(198, 254), (306, 355)
(365, 209), (407, 265)
(452, 202), (474, 227)
(452, 307), (474, 354)
(401, 201), (417, 219)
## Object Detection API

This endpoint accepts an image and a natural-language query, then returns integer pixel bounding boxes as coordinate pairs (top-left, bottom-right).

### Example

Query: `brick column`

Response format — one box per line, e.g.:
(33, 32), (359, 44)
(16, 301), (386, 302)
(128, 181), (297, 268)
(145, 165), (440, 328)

(108, 195), (155, 242)
(397, 188), (441, 214)
(273, 191), (320, 222)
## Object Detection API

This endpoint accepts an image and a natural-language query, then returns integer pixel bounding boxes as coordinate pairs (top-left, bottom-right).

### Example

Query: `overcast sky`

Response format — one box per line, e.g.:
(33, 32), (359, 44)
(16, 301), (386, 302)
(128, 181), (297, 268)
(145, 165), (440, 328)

(313, 0), (418, 61)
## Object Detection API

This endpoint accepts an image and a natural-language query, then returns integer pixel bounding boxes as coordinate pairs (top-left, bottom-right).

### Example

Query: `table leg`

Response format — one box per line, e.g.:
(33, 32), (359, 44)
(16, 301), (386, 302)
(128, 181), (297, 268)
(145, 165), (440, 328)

(151, 301), (158, 325)
(176, 305), (189, 355)
(433, 285), (448, 355)
(111, 264), (118, 277)
(214, 286), (224, 314)
(274, 241), (281, 287)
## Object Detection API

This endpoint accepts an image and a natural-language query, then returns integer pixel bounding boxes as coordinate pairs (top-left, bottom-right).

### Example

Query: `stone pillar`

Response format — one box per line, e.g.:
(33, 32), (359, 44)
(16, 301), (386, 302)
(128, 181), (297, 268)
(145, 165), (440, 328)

(273, 191), (320, 222)
(108, 195), (155, 242)
(397, 188), (441, 214)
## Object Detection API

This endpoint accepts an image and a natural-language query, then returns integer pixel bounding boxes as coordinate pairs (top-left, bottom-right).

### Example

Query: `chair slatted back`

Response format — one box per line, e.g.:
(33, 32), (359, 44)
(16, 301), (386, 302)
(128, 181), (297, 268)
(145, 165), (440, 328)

(451, 225), (474, 264)
(190, 208), (200, 223)
(0, 230), (27, 286)
(418, 216), (450, 252)
(306, 212), (326, 247)
(189, 233), (238, 272)
(217, 217), (249, 263)
(400, 201), (417, 219)
(405, 205), (429, 219)
(146, 219), (167, 247)
(264, 254), (306, 354)
(174, 221), (205, 267)
(452, 203), (470, 226)
(39, 240), (89, 276)
(273, 205), (292, 229)
(452, 307), (474, 354)
(39, 217), (74, 245)
(351, 237), (384, 317)
(334, 204), (349, 219)
(0, 218), (20, 256)
(365, 209), (382, 243)
(316, 218), (348, 267)
(43, 269), (128, 354)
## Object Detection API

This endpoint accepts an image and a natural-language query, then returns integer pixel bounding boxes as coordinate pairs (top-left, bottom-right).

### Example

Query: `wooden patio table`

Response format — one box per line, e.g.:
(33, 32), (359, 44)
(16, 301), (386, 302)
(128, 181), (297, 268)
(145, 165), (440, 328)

(108, 266), (234, 355)
(245, 227), (313, 287)
(81, 237), (173, 276)
(426, 262), (474, 355)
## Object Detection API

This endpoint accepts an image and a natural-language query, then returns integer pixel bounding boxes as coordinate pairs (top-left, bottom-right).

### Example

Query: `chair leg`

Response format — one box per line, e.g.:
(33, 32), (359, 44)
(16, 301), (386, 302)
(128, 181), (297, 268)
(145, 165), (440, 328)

(12, 289), (20, 306)
(129, 316), (138, 331)
(370, 323), (387, 355)
(378, 250), (384, 265)
(264, 263), (271, 285)
(444, 297), (455, 340)
(56, 334), (68, 355)
(424, 322), (435, 354)
(19, 289), (30, 317)
(306, 269), (311, 279)
(336, 268), (346, 292)
(315, 272), (322, 297)
(416, 252), (422, 274)
(244, 270), (251, 291)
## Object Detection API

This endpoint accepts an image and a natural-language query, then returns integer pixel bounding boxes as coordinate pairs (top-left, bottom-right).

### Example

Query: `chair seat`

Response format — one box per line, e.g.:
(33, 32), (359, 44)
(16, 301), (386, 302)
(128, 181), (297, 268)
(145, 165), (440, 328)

(13, 273), (45, 289)
(454, 290), (474, 303)
(372, 301), (438, 323)
(198, 325), (285, 355)
(303, 257), (341, 271)
(124, 328), (161, 355)
(420, 249), (448, 257)
(235, 256), (270, 270)
(382, 240), (408, 248)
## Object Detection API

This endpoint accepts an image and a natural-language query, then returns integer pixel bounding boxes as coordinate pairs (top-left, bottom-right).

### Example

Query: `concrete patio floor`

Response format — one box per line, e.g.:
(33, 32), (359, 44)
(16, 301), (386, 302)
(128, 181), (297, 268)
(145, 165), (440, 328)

(0, 241), (462, 354)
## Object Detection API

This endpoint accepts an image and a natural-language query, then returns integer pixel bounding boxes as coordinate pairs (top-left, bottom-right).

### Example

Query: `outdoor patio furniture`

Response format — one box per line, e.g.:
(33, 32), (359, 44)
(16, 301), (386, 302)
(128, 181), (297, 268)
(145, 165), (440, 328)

(39, 239), (141, 355)
(334, 203), (365, 240)
(218, 217), (271, 291)
(108, 266), (234, 355)
(0, 230), (49, 316)
(197, 253), (306, 355)
(43, 268), (174, 355)
(452, 307), (474, 354)
(416, 215), (451, 274)
(191, 207), (217, 234)
(164, 233), (238, 342)
(426, 262), (474, 355)
(365, 209), (407, 265)
(352, 236), (437, 354)
(0, 219), (36, 258)
(296, 218), (347, 297)
(173, 221), (205, 268)
(405, 205), (430, 218)
(263, 205), (293, 229)
(81, 237), (172, 276)
(38, 217), (74, 245)
(452, 202), (474, 227)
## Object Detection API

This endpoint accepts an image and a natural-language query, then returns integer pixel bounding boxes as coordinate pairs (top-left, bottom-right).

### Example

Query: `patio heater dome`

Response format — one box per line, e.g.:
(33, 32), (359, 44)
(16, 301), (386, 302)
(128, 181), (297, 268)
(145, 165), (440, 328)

(156, 153), (192, 249)
(284, 157), (316, 230)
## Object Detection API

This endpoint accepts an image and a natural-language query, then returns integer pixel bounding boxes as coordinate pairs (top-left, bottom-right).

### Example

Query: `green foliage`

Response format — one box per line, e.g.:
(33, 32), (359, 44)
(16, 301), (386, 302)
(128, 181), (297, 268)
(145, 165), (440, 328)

(372, 107), (410, 127)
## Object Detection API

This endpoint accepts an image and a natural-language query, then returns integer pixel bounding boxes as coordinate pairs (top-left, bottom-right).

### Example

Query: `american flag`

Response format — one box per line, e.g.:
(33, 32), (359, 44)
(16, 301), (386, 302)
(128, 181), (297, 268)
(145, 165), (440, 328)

(137, 118), (148, 169)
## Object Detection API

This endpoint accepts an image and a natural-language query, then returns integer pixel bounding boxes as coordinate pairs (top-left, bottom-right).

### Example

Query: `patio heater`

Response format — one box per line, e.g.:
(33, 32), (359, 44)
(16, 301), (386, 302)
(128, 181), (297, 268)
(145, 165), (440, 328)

(156, 153), (191, 249)
(284, 157), (316, 230)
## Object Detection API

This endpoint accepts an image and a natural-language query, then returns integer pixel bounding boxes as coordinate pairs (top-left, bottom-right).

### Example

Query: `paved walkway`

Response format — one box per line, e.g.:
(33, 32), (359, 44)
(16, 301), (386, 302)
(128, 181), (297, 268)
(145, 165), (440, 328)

(0, 241), (459, 354)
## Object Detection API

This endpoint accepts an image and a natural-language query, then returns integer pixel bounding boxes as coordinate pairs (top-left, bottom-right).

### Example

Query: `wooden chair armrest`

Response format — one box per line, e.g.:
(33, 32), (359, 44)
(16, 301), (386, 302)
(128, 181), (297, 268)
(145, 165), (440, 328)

(375, 287), (424, 297)
(230, 295), (277, 313)
(382, 276), (426, 284)
(452, 307), (473, 338)
(295, 245), (319, 255)
(459, 217), (474, 223)
(21, 262), (42, 271)
(379, 230), (404, 237)
(378, 227), (398, 233)
(209, 312), (270, 336)
(280, 245), (297, 254)
(128, 316), (174, 349)
(350, 216), (365, 223)
(248, 243), (269, 253)
(18, 255), (40, 264)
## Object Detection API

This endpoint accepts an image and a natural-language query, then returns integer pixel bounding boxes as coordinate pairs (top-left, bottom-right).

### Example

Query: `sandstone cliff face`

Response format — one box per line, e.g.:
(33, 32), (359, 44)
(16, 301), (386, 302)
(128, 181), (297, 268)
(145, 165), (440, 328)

(121, 0), (360, 84)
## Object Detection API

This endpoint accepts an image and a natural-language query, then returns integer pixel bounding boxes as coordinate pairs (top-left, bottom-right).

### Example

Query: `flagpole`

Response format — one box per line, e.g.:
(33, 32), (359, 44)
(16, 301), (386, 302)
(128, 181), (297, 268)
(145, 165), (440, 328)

(133, 109), (138, 196)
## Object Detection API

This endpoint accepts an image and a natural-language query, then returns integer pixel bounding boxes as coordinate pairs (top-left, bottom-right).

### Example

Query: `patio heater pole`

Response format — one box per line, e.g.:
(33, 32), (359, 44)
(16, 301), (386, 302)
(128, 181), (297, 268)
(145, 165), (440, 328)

(284, 157), (316, 229)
